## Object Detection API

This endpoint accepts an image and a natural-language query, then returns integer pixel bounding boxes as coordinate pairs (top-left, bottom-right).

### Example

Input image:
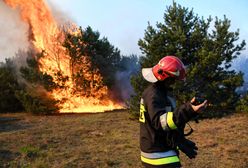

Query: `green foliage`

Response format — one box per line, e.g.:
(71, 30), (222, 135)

(130, 2), (246, 118)
(15, 89), (59, 114)
(236, 93), (248, 113)
(20, 145), (40, 159)
(129, 72), (147, 116)
(0, 59), (23, 112)
(118, 54), (140, 72)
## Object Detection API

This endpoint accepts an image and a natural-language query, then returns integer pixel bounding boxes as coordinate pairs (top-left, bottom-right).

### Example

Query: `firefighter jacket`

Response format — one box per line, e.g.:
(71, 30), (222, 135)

(139, 82), (197, 167)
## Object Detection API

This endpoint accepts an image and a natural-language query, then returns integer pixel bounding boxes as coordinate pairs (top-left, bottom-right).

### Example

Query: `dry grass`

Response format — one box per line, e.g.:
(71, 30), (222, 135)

(0, 111), (247, 168)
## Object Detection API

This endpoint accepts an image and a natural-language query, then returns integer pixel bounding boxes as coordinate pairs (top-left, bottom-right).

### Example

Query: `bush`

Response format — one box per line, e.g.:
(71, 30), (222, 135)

(0, 59), (23, 113)
(236, 93), (248, 113)
(15, 89), (59, 115)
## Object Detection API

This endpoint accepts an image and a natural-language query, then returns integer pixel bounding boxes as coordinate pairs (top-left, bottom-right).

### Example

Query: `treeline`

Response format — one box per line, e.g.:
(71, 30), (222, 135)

(0, 26), (139, 114)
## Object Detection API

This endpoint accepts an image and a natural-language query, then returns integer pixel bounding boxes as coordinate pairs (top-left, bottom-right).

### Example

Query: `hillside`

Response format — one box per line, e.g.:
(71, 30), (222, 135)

(0, 111), (247, 168)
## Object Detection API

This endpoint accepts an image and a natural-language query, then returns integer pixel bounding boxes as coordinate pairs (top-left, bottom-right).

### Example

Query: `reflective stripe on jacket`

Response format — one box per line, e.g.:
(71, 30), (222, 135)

(141, 150), (180, 166)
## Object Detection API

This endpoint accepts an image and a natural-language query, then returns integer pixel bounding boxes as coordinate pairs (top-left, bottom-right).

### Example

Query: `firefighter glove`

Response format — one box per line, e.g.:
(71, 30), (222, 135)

(178, 138), (198, 159)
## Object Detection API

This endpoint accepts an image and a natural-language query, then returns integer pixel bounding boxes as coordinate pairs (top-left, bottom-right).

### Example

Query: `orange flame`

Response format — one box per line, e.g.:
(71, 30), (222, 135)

(4, 0), (123, 112)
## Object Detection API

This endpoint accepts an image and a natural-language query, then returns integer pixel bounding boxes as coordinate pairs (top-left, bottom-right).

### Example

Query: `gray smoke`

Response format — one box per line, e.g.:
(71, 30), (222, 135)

(46, 0), (74, 27)
(0, 1), (29, 62)
(232, 54), (248, 82)
(114, 55), (140, 103)
(115, 71), (135, 100)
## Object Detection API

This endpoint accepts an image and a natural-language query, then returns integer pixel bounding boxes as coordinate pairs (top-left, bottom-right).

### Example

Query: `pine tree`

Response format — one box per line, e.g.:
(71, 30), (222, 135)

(0, 59), (23, 112)
(130, 2), (246, 118)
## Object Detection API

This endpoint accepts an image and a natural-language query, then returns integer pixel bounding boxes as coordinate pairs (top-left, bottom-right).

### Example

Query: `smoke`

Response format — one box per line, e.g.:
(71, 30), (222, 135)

(0, 1), (29, 62)
(46, 0), (73, 26)
(0, 0), (71, 63)
(115, 71), (134, 101)
(232, 55), (248, 82)
(113, 55), (140, 103)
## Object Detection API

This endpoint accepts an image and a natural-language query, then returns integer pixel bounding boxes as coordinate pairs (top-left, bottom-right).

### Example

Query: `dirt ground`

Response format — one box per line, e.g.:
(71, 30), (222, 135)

(0, 111), (247, 168)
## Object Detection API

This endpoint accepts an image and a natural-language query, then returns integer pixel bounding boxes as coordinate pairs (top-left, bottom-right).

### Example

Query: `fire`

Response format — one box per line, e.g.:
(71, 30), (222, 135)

(4, 0), (123, 112)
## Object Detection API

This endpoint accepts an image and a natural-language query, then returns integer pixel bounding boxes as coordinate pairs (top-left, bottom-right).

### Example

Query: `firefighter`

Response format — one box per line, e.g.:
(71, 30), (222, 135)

(140, 56), (208, 168)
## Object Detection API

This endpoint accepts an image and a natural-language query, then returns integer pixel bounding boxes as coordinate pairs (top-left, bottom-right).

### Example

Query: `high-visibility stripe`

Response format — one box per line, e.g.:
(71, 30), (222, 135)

(139, 99), (146, 123)
(141, 155), (180, 165)
(141, 150), (177, 158)
(160, 112), (177, 130)
(167, 112), (177, 130)
(140, 104), (145, 112)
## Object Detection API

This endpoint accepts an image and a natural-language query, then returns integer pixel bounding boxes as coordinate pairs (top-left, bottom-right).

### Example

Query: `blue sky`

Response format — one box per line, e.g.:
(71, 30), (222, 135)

(50, 0), (248, 57)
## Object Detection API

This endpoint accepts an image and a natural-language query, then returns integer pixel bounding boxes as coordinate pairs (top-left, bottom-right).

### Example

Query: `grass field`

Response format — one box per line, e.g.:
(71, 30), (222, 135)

(0, 111), (247, 168)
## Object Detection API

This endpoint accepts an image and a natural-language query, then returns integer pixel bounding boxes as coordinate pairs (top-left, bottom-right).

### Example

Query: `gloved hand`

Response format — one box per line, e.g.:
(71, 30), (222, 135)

(178, 138), (198, 159)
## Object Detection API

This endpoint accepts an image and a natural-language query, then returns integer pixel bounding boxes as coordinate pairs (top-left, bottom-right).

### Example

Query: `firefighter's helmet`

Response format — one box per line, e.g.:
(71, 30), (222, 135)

(142, 56), (186, 83)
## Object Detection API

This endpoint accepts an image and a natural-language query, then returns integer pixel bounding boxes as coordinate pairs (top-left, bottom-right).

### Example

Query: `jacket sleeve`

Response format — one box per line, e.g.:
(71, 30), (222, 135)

(173, 102), (198, 128)
(144, 89), (197, 131)
(156, 101), (198, 131)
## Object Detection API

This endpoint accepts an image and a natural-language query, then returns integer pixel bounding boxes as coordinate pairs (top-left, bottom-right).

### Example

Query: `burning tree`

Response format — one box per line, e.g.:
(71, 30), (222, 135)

(62, 26), (109, 99)
(2, 0), (124, 113)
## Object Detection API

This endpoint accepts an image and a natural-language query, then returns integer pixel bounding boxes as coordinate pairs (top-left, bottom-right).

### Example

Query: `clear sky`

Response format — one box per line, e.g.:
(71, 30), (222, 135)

(50, 0), (248, 57)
